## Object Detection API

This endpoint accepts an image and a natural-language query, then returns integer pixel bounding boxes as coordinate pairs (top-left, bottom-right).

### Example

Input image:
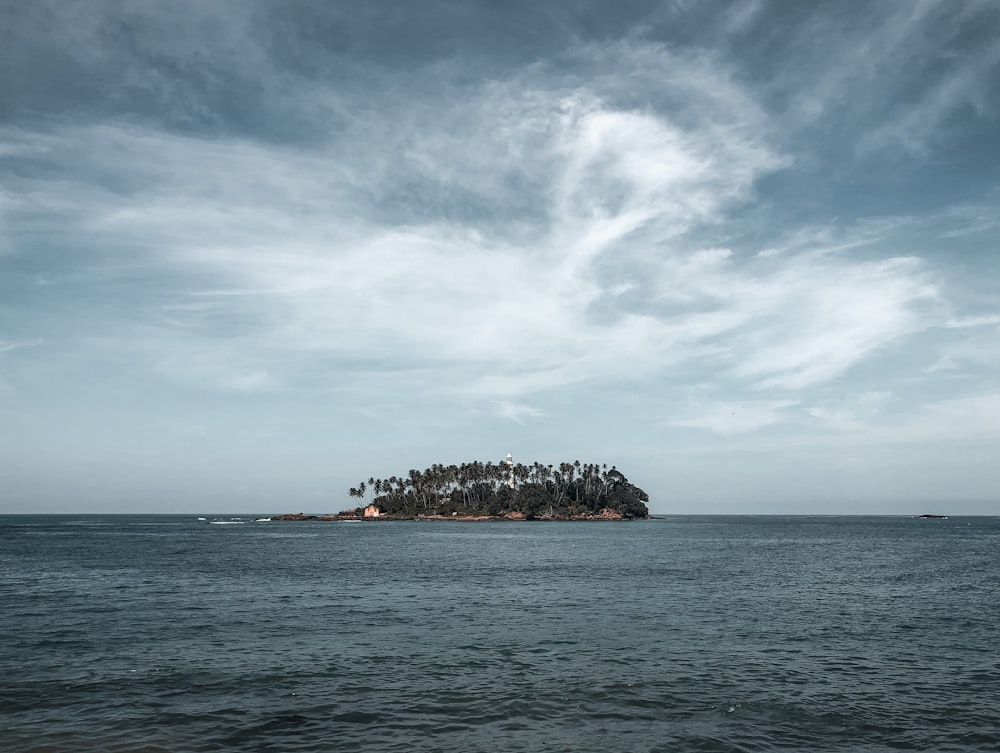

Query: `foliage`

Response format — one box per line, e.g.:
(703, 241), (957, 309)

(348, 459), (649, 519)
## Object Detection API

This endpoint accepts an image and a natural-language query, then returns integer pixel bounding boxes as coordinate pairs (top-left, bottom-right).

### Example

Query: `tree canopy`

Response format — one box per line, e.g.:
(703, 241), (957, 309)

(347, 458), (649, 519)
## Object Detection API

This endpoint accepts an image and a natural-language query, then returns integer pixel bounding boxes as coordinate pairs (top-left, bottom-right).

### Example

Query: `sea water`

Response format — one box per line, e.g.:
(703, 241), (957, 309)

(1, 515), (997, 752)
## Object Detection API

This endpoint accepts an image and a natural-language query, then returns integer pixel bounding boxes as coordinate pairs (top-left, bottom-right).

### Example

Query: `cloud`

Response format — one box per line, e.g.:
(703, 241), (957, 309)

(668, 399), (799, 436)
(2, 1), (1000, 513)
(859, 38), (1000, 156)
(910, 393), (1000, 440)
(762, 0), (1000, 157)
(0, 36), (978, 414)
(938, 201), (1000, 239)
(806, 391), (893, 432)
(945, 315), (1000, 329)
(836, 393), (1000, 445)
(663, 388), (1000, 450)
(493, 400), (545, 424)
(0, 42), (783, 393)
(924, 324), (1000, 374)
(727, 254), (939, 389)
(0, 338), (43, 356)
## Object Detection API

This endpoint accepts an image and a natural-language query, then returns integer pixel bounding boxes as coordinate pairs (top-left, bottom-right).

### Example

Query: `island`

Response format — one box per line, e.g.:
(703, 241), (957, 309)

(274, 457), (650, 521)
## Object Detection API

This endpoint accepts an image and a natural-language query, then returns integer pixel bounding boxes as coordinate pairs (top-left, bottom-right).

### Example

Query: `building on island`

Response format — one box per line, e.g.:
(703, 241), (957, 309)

(363, 504), (382, 518)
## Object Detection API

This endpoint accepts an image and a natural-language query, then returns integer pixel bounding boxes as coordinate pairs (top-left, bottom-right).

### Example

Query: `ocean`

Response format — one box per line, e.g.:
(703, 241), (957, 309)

(1, 514), (997, 752)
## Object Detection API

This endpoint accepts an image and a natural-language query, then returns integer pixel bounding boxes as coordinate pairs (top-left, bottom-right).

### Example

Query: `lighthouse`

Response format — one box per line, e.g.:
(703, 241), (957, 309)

(505, 453), (515, 489)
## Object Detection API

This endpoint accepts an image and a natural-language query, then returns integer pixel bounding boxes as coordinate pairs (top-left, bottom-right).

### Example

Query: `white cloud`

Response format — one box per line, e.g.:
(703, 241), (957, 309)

(493, 400), (545, 424)
(837, 393), (1000, 445)
(0, 40), (971, 410)
(774, 0), (1000, 156)
(924, 324), (1000, 373)
(3, 3), (1000, 512)
(668, 400), (799, 436)
(806, 391), (893, 432)
(945, 315), (1000, 329)
(911, 393), (1000, 440)
(860, 40), (1000, 155)
(0, 339), (43, 355)
(729, 255), (939, 389)
(938, 205), (1000, 239)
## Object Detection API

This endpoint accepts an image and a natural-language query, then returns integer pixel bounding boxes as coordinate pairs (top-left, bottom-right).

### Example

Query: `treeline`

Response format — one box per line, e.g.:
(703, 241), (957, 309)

(348, 459), (649, 519)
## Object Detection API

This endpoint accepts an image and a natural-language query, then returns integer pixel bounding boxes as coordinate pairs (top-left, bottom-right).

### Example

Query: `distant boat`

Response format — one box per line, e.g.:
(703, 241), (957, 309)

(915, 514), (948, 519)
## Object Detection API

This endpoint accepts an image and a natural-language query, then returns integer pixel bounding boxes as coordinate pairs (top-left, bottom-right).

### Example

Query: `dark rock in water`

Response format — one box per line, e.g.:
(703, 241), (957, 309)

(272, 512), (362, 521)
(916, 514), (948, 519)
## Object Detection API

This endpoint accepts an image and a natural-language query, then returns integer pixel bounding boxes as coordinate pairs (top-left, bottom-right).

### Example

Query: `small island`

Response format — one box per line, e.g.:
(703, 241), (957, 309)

(274, 457), (650, 521)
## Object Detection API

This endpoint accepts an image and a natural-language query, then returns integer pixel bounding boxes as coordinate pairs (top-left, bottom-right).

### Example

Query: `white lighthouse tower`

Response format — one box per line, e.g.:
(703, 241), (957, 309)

(505, 452), (515, 489)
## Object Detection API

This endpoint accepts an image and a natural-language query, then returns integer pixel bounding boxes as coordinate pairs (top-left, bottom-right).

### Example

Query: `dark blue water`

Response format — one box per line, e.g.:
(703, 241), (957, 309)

(2, 515), (998, 752)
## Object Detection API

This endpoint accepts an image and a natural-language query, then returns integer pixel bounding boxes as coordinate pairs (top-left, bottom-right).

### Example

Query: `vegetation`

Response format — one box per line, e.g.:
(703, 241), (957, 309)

(347, 459), (650, 519)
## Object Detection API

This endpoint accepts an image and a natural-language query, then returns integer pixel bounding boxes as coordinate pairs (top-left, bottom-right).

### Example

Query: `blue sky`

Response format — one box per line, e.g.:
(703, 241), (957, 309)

(2, 0), (999, 514)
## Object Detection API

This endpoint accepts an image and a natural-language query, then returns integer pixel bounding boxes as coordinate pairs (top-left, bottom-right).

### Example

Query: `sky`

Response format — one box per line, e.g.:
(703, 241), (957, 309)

(1, 0), (999, 515)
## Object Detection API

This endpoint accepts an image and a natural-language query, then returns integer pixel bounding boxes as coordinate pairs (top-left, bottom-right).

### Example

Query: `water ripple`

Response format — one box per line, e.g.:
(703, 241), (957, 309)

(2, 515), (999, 752)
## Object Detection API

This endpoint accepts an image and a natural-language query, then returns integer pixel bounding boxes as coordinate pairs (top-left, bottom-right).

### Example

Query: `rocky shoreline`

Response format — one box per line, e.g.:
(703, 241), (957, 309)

(270, 508), (639, 522)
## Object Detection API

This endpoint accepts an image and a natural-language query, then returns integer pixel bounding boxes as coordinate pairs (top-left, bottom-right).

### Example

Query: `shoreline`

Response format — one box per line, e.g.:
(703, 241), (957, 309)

(269, 511), (648, 522)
